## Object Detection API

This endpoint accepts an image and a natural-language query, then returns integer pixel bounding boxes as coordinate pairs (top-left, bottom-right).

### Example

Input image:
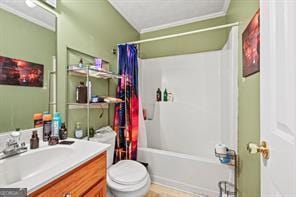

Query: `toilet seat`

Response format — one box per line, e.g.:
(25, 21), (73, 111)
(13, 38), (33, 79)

(107, 173), (150, 192)
(107, 160), (150, 192)
(109, 160), (148, 185)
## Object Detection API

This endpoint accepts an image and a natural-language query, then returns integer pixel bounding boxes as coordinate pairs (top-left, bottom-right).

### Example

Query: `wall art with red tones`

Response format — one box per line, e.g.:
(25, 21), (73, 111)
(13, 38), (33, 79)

(242, 9), (260, 77)
(0, 56), (44, 87)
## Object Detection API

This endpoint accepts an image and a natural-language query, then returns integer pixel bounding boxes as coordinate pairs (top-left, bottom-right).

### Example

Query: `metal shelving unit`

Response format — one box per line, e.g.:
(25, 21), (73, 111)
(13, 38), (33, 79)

(66, 47), (124, 140)
(68, 66), (122, 80)
(215, 149), (238, 197)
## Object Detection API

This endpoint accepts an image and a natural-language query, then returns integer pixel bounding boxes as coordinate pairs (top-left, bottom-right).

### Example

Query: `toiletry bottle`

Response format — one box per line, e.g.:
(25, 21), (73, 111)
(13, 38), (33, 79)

(143, 108), (147, 120)
(79, 58), (84, 68)
(76, 82), (87, 103)
(89, 127), (95, 138)
(95, 58), (102, 70)
(156, 88), (162, 102)
(75, 122), (83, 139)
(163, 89), (168, 102)
(43, 114), (52, 141)
(52, 112), (61, 137)
(59, 122), (68, 140)
(33, 113), (43, 128)
(168, 92), (173, 102)
(30, 130), (39, 149)
(48, 136), (59, 145)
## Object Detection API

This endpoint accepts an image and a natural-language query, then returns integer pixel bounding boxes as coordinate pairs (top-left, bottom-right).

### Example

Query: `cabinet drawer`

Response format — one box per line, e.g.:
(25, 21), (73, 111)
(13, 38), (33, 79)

(83, 179), (106, 197)
(30, 152), (106, 197)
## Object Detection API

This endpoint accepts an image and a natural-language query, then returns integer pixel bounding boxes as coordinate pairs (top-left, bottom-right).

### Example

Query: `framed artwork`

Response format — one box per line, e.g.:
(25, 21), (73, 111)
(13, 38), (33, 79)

(0, 56), (44, 87)
(242, 9), (260, 77)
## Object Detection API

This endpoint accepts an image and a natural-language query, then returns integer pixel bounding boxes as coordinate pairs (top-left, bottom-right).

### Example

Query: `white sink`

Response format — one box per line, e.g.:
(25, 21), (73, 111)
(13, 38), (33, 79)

(0, 146), (73, 186)
(0, 138), (109, 194)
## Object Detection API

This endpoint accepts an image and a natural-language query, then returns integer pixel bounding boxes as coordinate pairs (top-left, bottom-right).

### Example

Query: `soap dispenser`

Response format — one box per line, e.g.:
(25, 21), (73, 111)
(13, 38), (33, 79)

(30, 130), (39, 149)
(75, 122), (83, 139)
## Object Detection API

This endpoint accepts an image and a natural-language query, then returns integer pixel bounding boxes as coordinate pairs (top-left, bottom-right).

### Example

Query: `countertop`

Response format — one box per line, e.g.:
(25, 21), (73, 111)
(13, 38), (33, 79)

(0, 138), (109, 194)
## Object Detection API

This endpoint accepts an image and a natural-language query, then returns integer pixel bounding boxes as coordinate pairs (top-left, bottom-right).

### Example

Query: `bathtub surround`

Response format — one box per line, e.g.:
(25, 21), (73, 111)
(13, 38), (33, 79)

(138, 27), (238, 196)
(139, 0), (260, 196)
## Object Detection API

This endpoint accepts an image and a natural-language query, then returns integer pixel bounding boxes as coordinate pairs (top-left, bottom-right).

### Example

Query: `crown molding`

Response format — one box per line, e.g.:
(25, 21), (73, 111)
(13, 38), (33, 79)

(108, 0), (141, 32)
(141, 0), (231, 33)
(109, 0), (231, 34)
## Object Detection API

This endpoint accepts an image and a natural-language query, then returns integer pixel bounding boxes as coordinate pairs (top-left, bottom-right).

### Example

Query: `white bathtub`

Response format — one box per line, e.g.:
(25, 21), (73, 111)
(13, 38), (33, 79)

(138, 147), (233, 197)
(138, 27), (238, 197)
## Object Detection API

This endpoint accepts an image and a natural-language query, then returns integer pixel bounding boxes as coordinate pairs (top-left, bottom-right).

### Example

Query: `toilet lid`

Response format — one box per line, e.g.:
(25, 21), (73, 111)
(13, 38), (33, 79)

(108, 160), (148, 185)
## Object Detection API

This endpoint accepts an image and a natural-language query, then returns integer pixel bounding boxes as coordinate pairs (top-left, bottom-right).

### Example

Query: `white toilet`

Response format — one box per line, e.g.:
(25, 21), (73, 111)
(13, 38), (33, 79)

(89, 128), (151, 197)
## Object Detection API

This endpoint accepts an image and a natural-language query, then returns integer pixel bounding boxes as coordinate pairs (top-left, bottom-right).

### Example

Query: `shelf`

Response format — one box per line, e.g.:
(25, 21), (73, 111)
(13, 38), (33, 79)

(67, 65), (122, 79)
(67, 101), (123, 109)
(67, 103), (108, 109)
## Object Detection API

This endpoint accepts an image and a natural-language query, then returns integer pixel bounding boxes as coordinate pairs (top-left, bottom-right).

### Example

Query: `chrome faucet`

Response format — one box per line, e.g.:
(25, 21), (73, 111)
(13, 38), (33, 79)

(0, 131), (27, 160)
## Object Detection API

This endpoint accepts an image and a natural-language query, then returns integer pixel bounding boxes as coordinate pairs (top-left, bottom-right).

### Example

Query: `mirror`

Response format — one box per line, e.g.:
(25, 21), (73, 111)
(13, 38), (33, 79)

(0, 0), (57, 132)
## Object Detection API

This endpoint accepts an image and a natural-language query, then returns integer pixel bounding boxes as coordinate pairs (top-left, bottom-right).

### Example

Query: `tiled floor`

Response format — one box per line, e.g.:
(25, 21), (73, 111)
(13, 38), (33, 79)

(146, 184), (198, 197)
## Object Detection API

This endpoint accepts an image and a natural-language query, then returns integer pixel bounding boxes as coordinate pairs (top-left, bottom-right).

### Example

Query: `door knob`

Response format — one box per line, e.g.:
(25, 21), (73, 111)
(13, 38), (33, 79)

(247, 140), (270, 160)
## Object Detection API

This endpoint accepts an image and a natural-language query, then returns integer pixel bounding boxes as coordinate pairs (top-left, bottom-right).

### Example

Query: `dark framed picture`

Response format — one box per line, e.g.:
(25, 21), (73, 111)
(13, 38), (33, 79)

(0, 56), (44, 87)
(242, 9), (260, 77)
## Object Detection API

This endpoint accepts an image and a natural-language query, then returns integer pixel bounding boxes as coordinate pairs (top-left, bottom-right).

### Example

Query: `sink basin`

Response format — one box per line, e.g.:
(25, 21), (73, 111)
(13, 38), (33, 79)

(0, 146), (73, 186)
(0, 139), (109, 193)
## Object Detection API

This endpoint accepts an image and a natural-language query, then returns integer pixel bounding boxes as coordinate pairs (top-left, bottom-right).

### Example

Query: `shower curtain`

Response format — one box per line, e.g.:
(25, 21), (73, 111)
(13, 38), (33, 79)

(137, 58), (148, 148)
(113, 44), (139, 162)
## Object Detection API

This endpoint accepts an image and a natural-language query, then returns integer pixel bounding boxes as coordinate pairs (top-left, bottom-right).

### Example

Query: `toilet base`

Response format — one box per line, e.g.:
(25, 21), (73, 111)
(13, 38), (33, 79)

(107, 188), (114, 197)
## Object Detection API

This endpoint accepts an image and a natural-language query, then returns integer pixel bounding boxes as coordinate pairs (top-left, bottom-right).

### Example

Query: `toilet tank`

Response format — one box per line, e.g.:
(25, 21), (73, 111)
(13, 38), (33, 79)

(89, 129), (116, 168)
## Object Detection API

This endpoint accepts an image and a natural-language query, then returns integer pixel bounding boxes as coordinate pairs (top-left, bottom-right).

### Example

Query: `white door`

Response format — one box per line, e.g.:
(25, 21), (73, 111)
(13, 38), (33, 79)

(260, 0), (296, 196)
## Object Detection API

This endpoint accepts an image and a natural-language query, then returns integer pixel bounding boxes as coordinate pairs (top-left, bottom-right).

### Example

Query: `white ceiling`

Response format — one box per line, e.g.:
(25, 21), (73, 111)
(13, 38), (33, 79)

(109, 0), (230, 33)
(0, 0), (56, 31)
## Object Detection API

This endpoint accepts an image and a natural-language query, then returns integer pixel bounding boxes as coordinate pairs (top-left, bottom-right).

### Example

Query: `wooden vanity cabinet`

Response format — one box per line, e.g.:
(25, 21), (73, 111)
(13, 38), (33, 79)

(30, 152), (107, 197)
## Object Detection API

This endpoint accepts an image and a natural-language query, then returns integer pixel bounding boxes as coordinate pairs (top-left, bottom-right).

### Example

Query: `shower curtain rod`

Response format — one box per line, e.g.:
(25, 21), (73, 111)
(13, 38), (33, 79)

(118, 22), (239, 46)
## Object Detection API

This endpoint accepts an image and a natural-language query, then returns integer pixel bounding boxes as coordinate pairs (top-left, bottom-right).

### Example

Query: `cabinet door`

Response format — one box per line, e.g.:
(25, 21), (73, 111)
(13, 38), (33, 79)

(84, 179), (106, 197)
(30, 152), (106, 197)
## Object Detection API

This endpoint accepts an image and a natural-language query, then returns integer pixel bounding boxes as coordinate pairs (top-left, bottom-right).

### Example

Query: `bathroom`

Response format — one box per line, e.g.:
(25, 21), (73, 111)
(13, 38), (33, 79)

(0, 0), (295, 196)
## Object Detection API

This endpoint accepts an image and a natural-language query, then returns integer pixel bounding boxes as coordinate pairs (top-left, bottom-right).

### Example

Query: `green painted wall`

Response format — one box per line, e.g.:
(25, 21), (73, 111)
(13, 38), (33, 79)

(0, 9), (56, 132)
(56, 0), (139, 136)
(139, 0), (260, 196)
(227, 0), (260, 196)
(140, 16), (228, 59)
(0, 1), (260, 195)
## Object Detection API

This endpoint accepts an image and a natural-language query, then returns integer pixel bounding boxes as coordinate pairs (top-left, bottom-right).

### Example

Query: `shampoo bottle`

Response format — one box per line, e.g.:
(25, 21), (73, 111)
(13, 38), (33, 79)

(43, 114), (52, 141)
(52, 112), (61, 137)
(156, 88), (162, 102)
(163, 89), (168, 102)
(59, 122), (68, 140)
(76, 82), (87, 103)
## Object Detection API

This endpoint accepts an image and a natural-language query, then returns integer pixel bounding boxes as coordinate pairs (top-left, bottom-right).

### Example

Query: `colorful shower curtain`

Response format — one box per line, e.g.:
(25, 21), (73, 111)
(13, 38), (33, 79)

(113, 44), (139, 162)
